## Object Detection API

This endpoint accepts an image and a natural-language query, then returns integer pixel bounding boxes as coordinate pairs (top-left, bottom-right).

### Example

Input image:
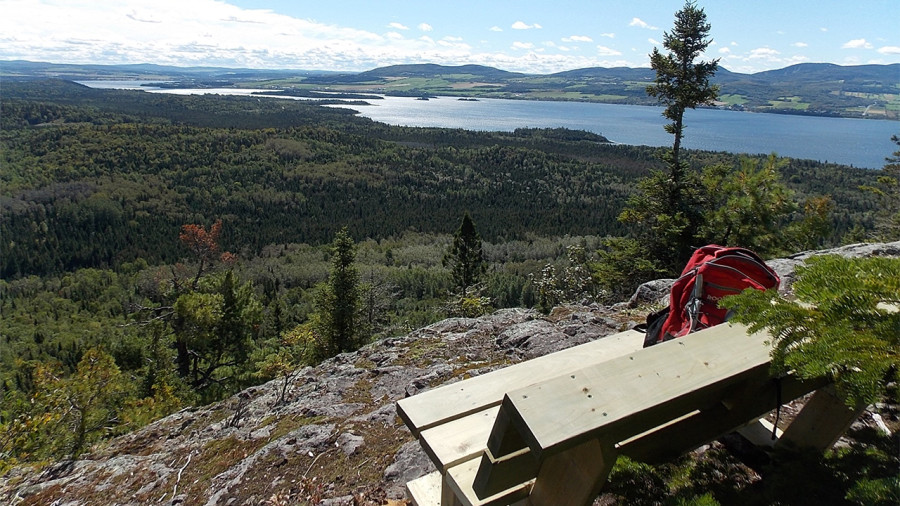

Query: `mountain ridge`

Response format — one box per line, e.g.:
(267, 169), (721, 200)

(5, 59), (898, 84)
(5, 59), (896, 119)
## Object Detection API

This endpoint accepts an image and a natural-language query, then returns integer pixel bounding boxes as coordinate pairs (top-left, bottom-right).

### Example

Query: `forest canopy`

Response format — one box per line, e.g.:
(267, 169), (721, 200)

(0, 79), (891, 469)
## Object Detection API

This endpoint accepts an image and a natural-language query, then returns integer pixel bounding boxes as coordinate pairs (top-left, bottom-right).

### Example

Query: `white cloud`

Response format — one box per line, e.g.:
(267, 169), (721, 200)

(546, 41), (574, 52)
(126, 11), (161, 24)
(842, 38), (873, 49)
(7, 0), (893, 75)
(512, 21), (541, 30)
(718, 47), (731, 54)
(437, 36), (470, 50)
(792, 42), (808, 48)
(748, 47), (780, 59)
(648, 38), (661, 46)
(512, 41), (534, 50)
(784, 55), (810, 65)
(0, 0), (402, 70)
(630, 18), (657, 30)
(596, 46), (622, 56)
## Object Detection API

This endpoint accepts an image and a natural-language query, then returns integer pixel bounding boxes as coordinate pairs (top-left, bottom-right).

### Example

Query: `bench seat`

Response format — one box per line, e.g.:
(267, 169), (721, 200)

(401, 323), (861, 506)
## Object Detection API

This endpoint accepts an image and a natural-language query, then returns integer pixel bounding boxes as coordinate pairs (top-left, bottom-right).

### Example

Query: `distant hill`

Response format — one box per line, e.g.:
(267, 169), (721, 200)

(3, 60), (897, 119)
(750, 63), (900, 84)
(0, 60), (339, 82)
(358, 63), (526, 80)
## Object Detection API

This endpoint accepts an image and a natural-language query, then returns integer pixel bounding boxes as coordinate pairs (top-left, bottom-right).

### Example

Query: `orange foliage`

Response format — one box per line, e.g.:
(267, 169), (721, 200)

(179, 219), (222, 262)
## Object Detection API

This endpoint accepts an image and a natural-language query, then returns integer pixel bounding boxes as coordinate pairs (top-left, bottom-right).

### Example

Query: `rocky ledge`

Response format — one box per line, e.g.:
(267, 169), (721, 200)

(2, 242), (898, 505)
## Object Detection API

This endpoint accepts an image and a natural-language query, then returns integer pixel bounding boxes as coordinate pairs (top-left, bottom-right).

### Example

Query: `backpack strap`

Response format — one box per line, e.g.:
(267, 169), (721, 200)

(685, 272), (704, 334)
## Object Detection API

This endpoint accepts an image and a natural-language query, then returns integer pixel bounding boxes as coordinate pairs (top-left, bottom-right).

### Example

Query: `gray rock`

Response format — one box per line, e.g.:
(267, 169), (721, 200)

(336, 432), (364, 456)
(628, 278), (675, 308)
(383, 440), (433, 499)
(767, 241), (900, 292)
(319, 495), (354, 505)
(5, 242), (898, 506)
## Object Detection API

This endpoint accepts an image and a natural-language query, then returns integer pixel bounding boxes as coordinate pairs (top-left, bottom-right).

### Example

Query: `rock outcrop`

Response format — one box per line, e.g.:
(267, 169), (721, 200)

(2, 242), (898, 505)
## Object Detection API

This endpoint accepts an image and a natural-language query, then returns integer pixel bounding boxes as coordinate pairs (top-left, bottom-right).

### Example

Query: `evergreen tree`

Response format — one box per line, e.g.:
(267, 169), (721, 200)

(312, 227), (362, 358)
(622, 1), (719, 272)
(698, 154), (796, 254)
(723, 255), (900, 407)
(647, 1), (719, 173)
(860, 135), (900, 240)
(443, 212), (486, 294)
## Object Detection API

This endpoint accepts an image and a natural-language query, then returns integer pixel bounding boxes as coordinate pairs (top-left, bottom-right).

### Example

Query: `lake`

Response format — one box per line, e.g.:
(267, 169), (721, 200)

(77, 81), (899, 169)
(337, 96), (898, 169)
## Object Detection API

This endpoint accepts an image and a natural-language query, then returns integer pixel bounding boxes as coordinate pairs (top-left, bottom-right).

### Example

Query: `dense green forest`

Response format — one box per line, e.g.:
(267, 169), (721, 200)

(0, 80), (890, 469)
(0, 81), (882, 278)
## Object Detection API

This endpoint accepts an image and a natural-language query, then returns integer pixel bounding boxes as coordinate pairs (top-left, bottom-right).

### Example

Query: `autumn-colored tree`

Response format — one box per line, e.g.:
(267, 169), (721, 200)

(179, 219), (225, 289)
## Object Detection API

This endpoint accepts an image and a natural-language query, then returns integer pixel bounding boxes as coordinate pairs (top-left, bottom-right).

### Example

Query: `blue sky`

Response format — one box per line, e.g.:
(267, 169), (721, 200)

(2, 0), (899, 74)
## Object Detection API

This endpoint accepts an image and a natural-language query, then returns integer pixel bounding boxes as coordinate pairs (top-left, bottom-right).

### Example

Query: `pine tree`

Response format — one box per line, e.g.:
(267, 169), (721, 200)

(860, 135), (900, 240)
(723, 255), (900, 407)
(444, 212), (486, 295)
(698, 154), (796, 254)
(622, 1), (720, 272)
(647, 1), (719, 172)
(313, 227), (362, 358)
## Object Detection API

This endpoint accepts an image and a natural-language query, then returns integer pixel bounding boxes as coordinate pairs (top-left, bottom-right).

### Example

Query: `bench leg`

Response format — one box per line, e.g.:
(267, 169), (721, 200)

(527, 439), (616, 506)
(776, 385), (867, 452)
(441, 474), (463, 506)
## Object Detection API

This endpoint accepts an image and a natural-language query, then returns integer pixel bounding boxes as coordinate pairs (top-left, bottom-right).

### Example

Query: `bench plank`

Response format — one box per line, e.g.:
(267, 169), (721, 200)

(496, 324), (773, 460)
(407, 471), (443, 506)
(446, 457), (532, 506)
(397, 329), (645, 436)
(619, 374), (826, 463)
(420, 406), (501, 471)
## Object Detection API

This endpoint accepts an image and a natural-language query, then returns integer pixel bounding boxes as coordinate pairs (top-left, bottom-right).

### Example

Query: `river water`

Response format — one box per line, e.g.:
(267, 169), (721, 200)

(77, 81), (899, 169)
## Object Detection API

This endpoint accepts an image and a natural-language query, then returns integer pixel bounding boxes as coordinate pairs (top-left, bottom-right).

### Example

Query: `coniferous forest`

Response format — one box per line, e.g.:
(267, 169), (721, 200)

(0, 79), (891, 468)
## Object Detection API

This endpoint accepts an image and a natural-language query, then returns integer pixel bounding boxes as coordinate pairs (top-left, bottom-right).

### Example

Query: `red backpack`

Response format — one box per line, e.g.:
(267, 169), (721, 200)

(643, 245), (780, 347)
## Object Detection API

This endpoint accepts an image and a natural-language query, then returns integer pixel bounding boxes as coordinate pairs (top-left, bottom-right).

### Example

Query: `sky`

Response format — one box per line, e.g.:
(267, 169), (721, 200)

(2, 0), (899, 75)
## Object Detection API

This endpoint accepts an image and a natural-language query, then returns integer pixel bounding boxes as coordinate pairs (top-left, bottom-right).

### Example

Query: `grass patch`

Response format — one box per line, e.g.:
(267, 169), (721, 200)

(719, 93), (748, 106)
(768, 97), (810, 110)
(392, 337), (448, 366)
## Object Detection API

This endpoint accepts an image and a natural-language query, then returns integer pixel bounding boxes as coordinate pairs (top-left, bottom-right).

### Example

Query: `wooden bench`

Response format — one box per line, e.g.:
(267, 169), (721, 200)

(397, 324), (864, 506)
